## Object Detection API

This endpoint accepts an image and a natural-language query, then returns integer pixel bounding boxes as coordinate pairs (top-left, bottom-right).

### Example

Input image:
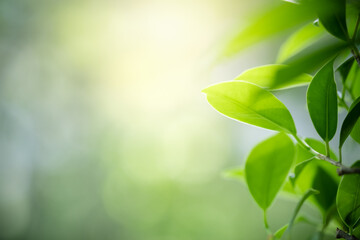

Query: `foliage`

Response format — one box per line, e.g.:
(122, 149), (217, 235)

(204, 0), (360, 239)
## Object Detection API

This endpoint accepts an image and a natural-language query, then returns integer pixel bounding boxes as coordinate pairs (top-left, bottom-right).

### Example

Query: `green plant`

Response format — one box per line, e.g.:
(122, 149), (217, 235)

(203, 0), (360, 239)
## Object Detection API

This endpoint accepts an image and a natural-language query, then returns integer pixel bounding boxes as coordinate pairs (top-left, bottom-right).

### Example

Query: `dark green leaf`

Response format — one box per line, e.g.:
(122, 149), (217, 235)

(222, 2), (315, 57)
(351, 121), (360, 144)
(274, 224), (288, 239)
(312, 0), (348, 40)
(307, 60), (338, 141)
(202, 81), (297, 134)
(337, 57), (355, 82)
(295, 138), (338, 163)
(312, 166), (338, 212)
(245, 133), (295, 210)
(277, 23), (325, 62)
(347, 1), (360, 38)
(340, 97), (360, 148)
(337, 161), (360, 228)
(234, 64), (312, 90)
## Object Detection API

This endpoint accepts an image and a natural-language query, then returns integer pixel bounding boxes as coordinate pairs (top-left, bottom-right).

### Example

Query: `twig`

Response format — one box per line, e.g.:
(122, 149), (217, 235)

(293, 135), (360, 176)
(336, 228), (359, 240)
(337, 167), (360, 176)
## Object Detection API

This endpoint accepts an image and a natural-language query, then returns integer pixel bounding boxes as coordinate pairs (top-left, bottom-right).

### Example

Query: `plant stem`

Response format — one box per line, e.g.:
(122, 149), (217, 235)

(325, 141), (330, 157)
(285, 189), (319, 240)
(336, 228), (358, 240)
(292, 134), (360, 176)
(263, 211), (272, 236)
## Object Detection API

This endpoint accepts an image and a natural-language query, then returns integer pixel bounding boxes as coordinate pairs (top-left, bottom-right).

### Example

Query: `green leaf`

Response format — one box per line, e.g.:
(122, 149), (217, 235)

(340, 97), (360, 148)
(291, 138), (338, 187)
(290, 157), (315, 186)
(337, 57), (355, 82)
(293, 139), (339, 213)
(307, 60), (338, 141)
(277, 23), (325, 62)
(273, 224), (288, 239)
(234, 64), (312, 90)
(222, 2), (315, 57)
(295, 138), (338, 163)
(283, 188), (319, 239)
(351, 120), (360, 144)
(312, 166), (338, 212)
(245, 133), (295, 210)
(202, 81), (297, 134)
(346, 1), (360, 38)
(345, 61), (360, 99)
(337, 161), (360, 228)
(283, 35), (347, 74)
(312, 0), (348, 41)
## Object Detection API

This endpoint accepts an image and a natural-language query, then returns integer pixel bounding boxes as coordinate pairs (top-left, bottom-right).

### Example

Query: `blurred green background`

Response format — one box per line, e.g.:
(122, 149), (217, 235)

(0, 0), (333, 239)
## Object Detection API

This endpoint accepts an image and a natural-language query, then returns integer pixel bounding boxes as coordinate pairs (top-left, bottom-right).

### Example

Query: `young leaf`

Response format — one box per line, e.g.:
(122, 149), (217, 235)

(307, 60), (338, 141)
(202, 81), (297, 134)
(245, 133), (295, 211)
(293, 139), (339, 213)
(339, 97), (360, 148)
(277, 23), (325, 63)
(312, 0), (348, 41)
(290, 157), (314, 186)
(337, 161), (360, 228)
(273, 224), (288, 239)
(222, 2), (315, 57)
(234, 64), (312, 90)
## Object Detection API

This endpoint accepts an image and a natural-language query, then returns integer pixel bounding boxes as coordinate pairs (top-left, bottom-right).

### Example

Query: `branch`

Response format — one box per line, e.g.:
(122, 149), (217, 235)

(337, 167), (360, 176)
(293, 135), (360, 176)
(336, 228), (359, 240)
(351, 48), (360, 67)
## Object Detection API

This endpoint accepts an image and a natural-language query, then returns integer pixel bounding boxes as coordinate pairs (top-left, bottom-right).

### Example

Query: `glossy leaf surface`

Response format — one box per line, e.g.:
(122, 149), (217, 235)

(337, 161), (360, 228)
(307, 60), (338, 141)
(203, 81), (297, 133)
(245, 133), (295, 210)
(234, 64), (312, 90)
